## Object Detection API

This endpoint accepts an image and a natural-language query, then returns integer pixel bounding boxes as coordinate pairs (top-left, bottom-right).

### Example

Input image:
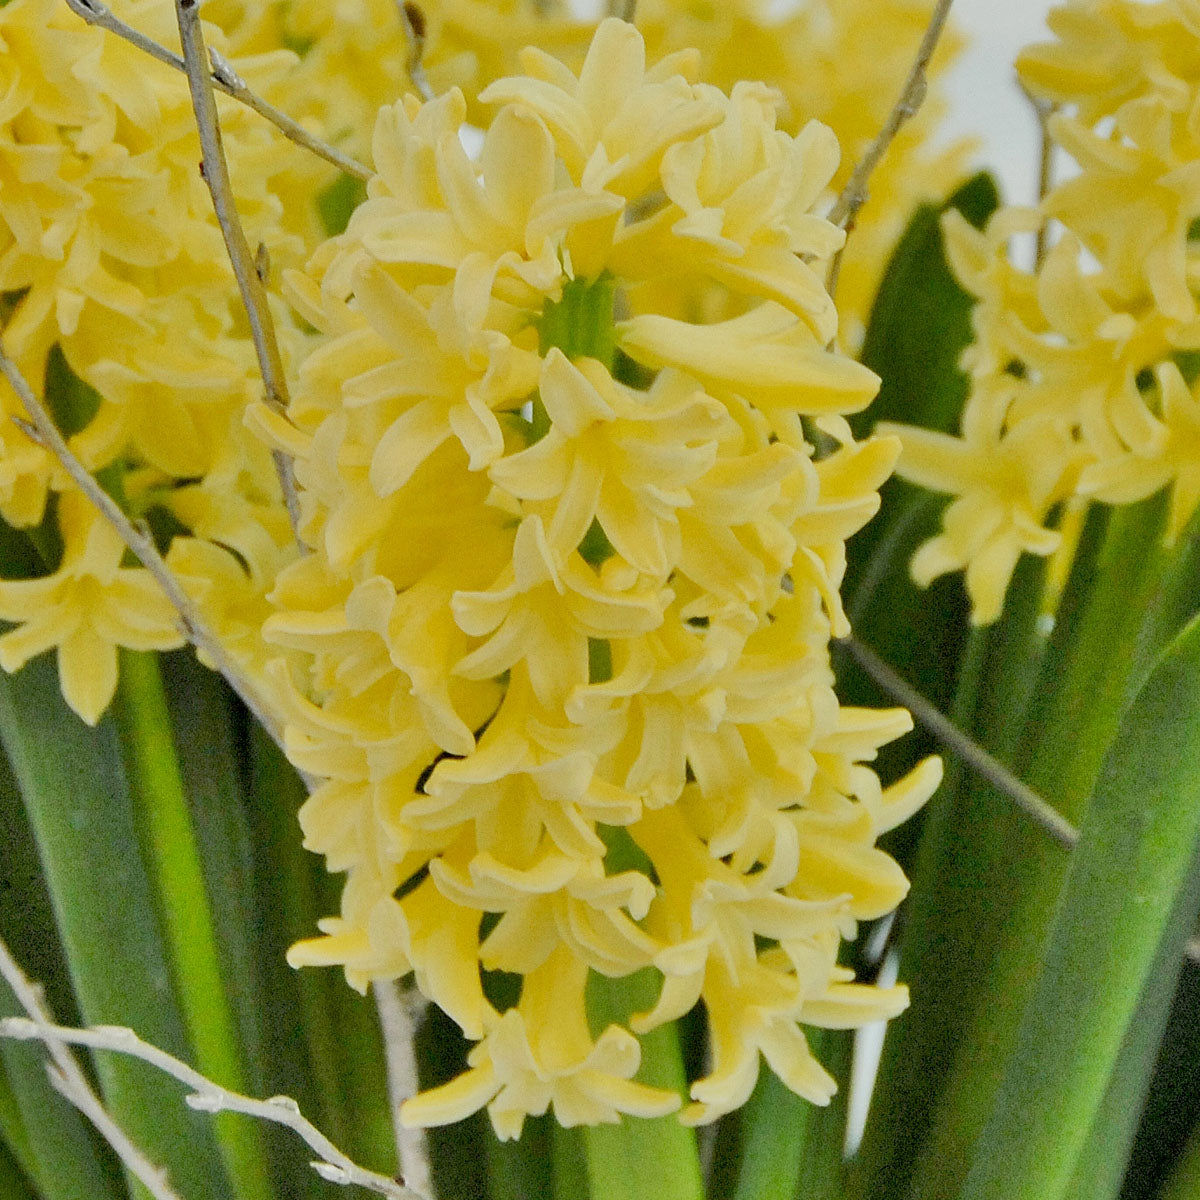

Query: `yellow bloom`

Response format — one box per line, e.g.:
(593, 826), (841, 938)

(261, 18), (936, 1135)
(401, 946), (679, 1139)
(885, 0), (1200, 621)
(881, 413), (1081, 625)
(1080, 360), (1200, 542)
(488, 351), (729, 572)
(0, 490), (183, 722)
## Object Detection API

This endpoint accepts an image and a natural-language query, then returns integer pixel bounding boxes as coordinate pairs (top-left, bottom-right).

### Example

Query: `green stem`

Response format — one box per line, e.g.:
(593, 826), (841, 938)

(727, 1027), (849, 1200)
(552, 1124), (589, 1200)
(245, 721), (351, 1166)
(112, 651), (273, 1200)
(583, 970), (703, 1200)
(486, 1113), (553, 1200)
(958, 613), (1200, 1200)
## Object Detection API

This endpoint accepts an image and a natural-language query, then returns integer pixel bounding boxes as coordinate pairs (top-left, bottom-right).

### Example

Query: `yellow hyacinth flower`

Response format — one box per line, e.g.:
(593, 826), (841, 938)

(885, 0), (1200, 620)
(263, 18), (939, 1136)
(206, 0), (964, 346)
(0, 0), (322, 717)
(0, 489), (183, 723)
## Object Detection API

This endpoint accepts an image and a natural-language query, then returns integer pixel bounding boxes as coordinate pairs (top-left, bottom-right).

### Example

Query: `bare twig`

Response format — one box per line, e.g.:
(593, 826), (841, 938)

(0, 339), (289, 758)
(374, 981), (433, 1199)
(838, 635), (1079, 849)
(1018, 79), (1057, 268)
(394, 2), (434, 100)
(173, 0), (305, 548)
(62, 0), (370, 180)
(0, 935), (183, 1200)
(0, 1015), (423, 1200)
(828, 0), (954, 231)
(825, 0), (955, 300)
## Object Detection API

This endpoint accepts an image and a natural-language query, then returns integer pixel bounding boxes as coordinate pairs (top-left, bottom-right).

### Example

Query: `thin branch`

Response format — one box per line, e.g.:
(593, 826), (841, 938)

(0, 935), (183, 1200)
(838, 635), (1079, 848)
(173, 0), (305, 549)
(0, 339), (289, 758)
(825, 0), (955, 299)
(62, 0), (371, 181)
(0, 1016), (423, 1200)
(1018, 79), (1057, 268)
(394, 2), (434, 101)
(373, 980), (433, 1200)
(828, 0), (954, 230)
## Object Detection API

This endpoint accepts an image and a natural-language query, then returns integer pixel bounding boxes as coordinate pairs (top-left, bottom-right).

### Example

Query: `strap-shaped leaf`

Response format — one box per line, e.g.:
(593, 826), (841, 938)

(0, 743), (122, 1200)
(0, 654), (232, 1200)
(958, 612), (1200, 1200)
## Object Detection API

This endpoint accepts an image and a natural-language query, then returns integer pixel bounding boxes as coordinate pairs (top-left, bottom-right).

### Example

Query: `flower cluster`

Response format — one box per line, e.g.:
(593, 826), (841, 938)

(0, 0), (311, 719)
(220, 0), (968, 346)
(0, 1), (941, 1135)
(885, 0), (1200, 623)
(261, 19), (941, 1136)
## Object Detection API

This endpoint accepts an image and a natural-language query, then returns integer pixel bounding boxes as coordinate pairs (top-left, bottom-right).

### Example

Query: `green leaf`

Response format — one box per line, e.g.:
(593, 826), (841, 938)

(856, 171), (998, 437)
(842, 172), (998, 798)
(242, 723), (347, 1171)
(851, 558), (1046, 1200)
(1061, 510), (1200, 1200)
(244, 720), (397, 1184)
(840, 174), (999, 1200)
(1116, 957), (1200, 1198)
(0, 654), (231, 1200)
(958, 612), (1200, 1200)
(552, 1125), (588, 1200)
(0, 1135), (39, 1200)
(1061, 844), (1200, 1200)
(111, 651), (274, 1200)
(154, 653), (266, 1080)
(1161, 1121), (1200, 1200)
(727, 1070), (811, 1200)
(0, 741), (123, 1200)
(1019, 495), (1176, 815)
(158, 653), (336, 1198)
(417, 1006), (489, 1200)
(890, 498), (1177, 1199)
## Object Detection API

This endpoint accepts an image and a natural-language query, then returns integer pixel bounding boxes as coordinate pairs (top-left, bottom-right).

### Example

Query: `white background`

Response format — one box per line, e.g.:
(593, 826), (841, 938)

(940, 0), (1058, 204)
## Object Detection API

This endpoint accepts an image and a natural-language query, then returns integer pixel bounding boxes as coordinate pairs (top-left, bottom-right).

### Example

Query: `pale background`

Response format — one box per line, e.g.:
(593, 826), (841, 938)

(940, 0), (1058, 204)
